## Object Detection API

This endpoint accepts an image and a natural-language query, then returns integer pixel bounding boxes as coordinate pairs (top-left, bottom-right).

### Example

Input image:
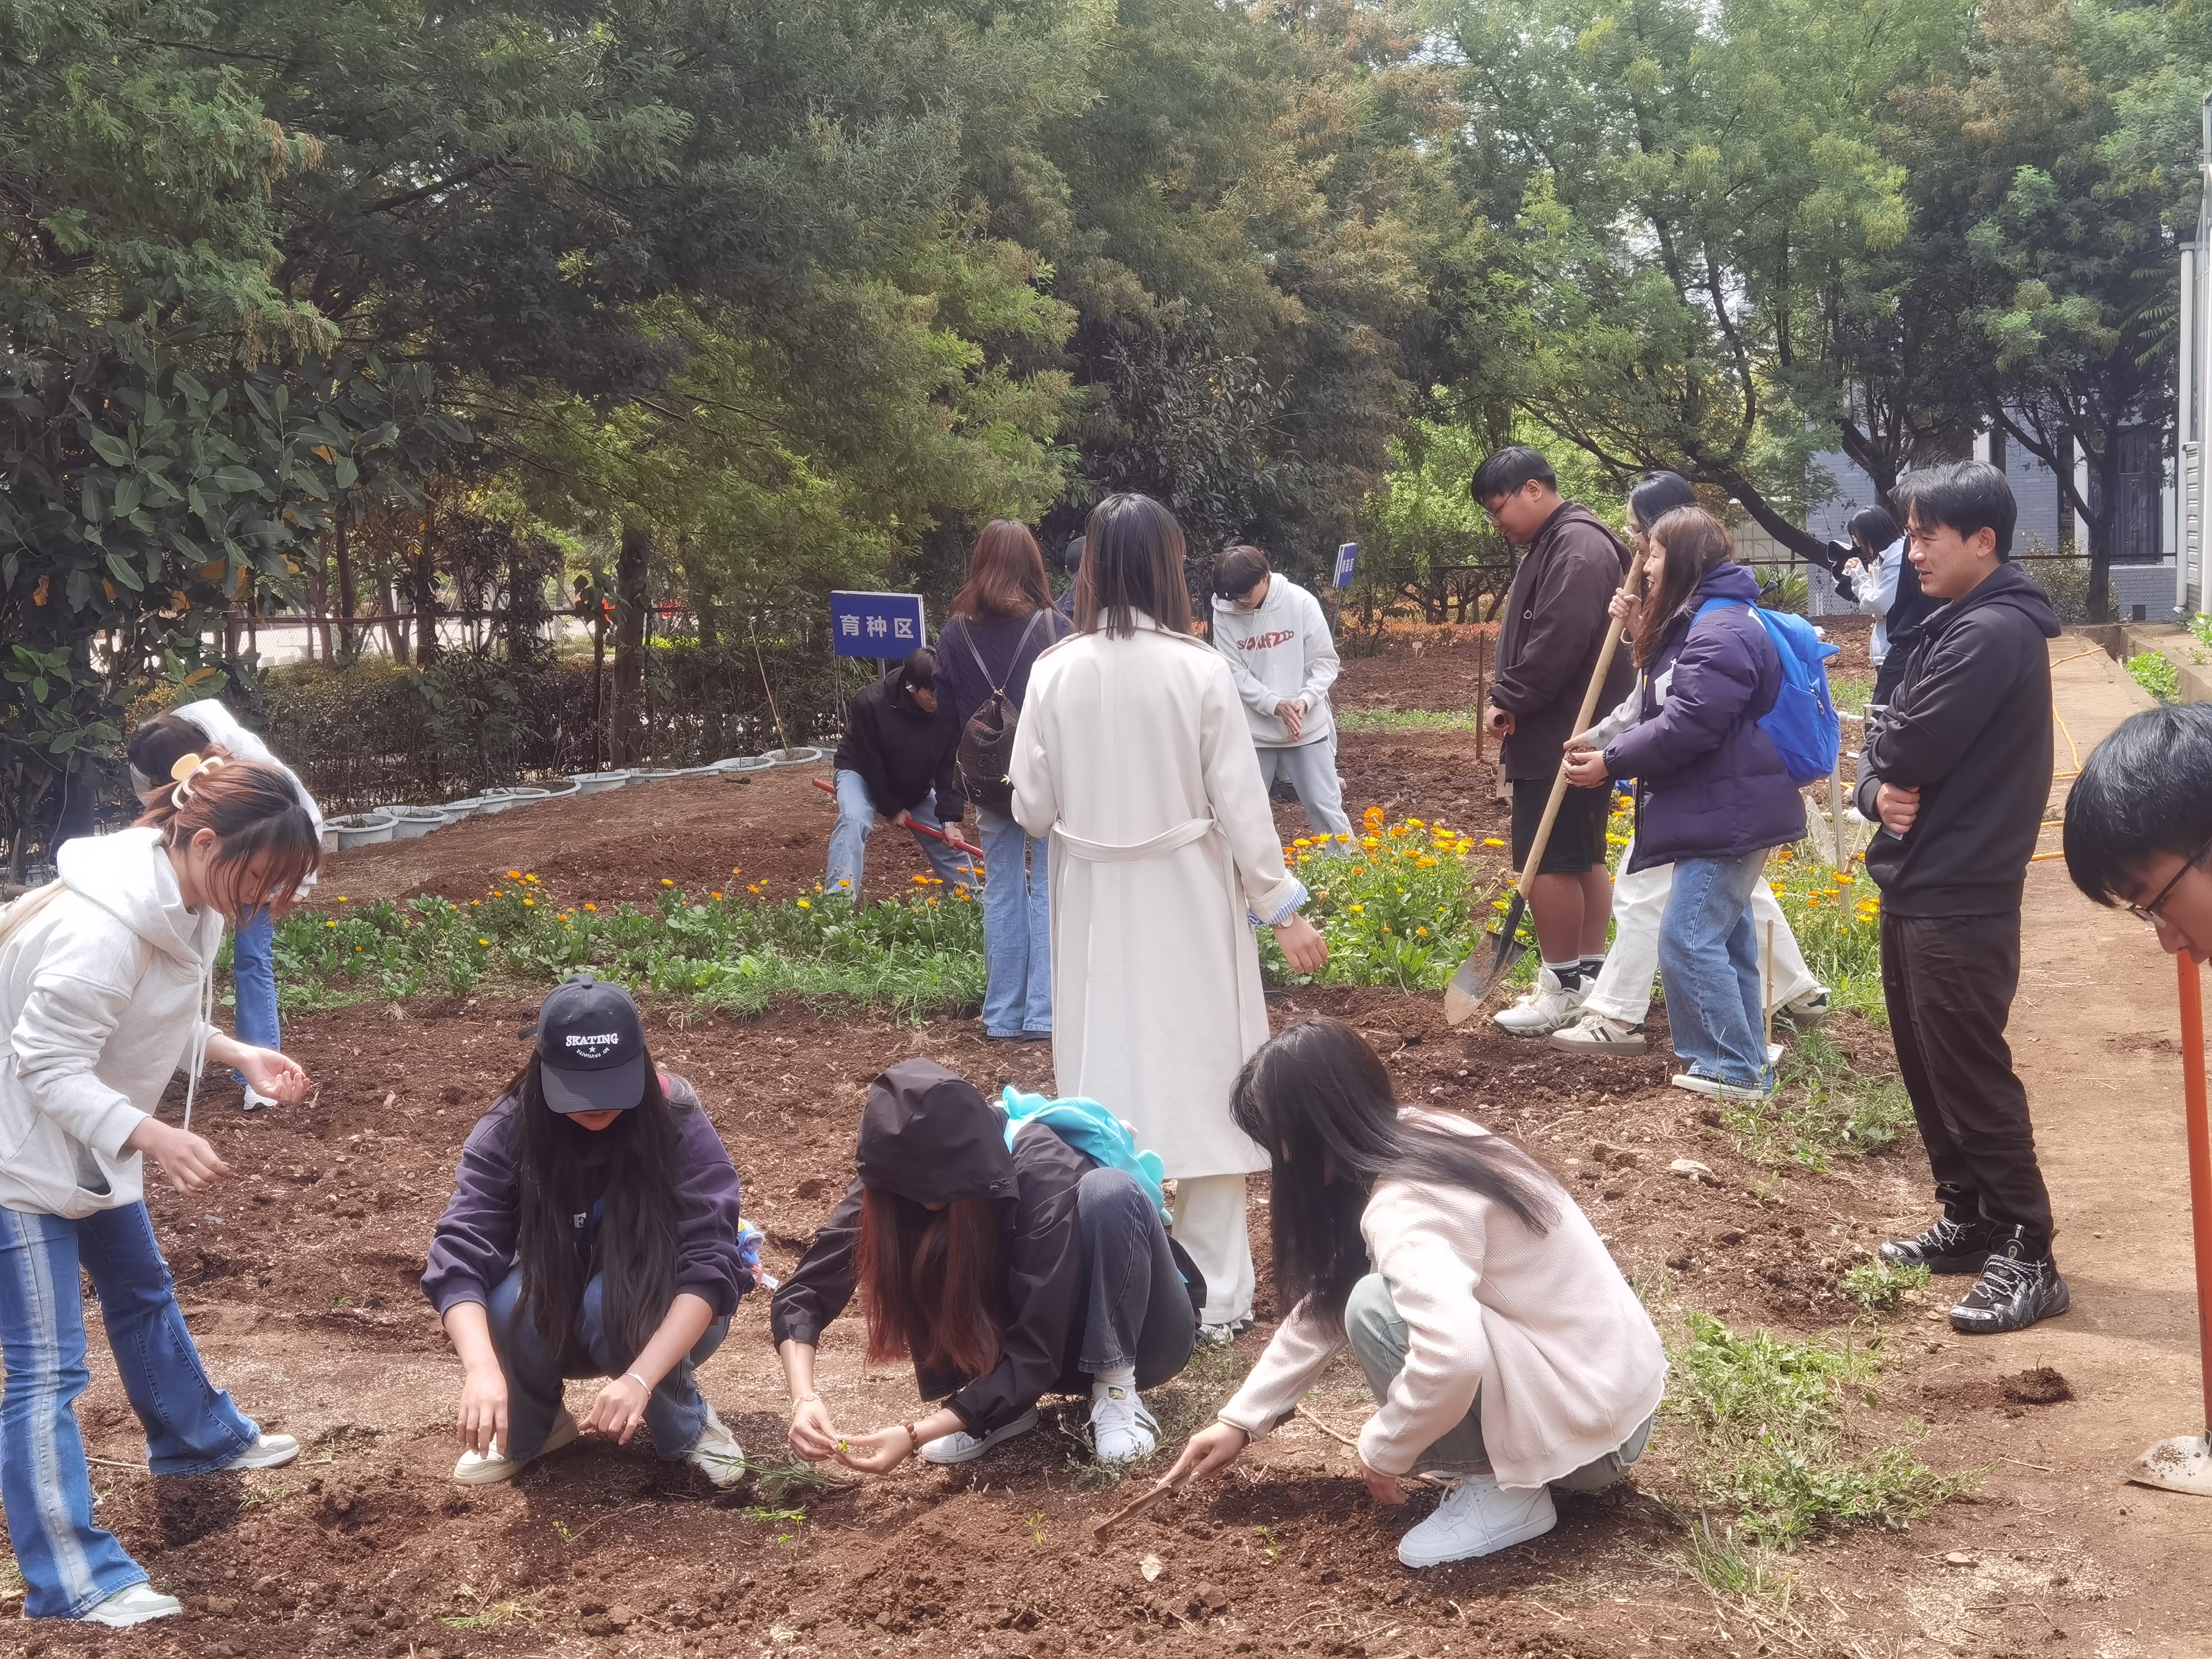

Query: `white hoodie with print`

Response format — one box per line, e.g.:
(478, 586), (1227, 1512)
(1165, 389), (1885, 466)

(0, 828), (224, 1218)
(1209, 577), (1340, 748)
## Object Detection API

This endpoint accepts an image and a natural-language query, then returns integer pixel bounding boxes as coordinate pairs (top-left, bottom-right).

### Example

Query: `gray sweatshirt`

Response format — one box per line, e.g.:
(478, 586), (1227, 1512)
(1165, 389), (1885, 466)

(1209, 577), (1340, 747)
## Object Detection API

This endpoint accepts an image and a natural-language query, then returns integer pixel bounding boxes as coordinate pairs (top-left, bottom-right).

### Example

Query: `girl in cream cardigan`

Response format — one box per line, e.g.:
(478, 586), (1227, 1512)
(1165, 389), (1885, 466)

(1164, 1019), (1665, 1567)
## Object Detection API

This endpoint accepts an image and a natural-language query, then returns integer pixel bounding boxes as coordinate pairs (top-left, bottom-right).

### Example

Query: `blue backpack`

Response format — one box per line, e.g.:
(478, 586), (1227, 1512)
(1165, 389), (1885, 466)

(1695, 599), (1841, 786)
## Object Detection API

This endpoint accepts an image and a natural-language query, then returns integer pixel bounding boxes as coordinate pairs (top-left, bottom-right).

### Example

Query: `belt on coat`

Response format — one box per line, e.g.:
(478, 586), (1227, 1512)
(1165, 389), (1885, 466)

(1053, 818), (1216, 862)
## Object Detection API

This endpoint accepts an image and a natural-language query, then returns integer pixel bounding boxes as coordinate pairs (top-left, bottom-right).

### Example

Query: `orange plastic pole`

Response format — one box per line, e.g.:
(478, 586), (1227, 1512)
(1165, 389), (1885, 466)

(2179, 953), (2212, 1439)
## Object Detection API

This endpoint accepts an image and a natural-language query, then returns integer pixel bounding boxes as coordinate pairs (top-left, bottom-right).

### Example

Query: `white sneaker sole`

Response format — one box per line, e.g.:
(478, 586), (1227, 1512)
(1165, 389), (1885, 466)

(1397, 1501), (1558, 1567)
(453, 1413), (581, 1485)
(919, 1407), (1038, 1465)
(1547, 1024), (1647, 1055)
(1669, 1073), (1773, 1103)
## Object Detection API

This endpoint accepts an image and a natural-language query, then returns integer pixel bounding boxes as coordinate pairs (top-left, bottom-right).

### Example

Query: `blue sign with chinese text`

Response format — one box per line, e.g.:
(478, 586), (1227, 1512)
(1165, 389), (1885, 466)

(831, 591), (929, 659)
(1333, 543), (1359, 589)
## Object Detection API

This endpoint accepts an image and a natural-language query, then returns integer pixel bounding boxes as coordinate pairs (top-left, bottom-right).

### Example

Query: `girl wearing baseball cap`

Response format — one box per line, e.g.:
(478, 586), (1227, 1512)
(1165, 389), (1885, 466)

(422, 974), (753, 1487)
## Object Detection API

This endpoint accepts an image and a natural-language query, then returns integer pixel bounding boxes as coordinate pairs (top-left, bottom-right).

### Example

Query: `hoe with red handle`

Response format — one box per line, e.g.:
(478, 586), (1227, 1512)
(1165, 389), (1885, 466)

(2128, 951), (2212, 1495)
(811, 777), (986, 862)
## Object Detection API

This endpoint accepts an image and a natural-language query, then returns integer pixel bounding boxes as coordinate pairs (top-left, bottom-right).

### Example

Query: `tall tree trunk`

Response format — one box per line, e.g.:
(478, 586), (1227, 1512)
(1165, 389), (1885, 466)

(334, 514), (359, 659)
(380, 574), (409, 664)
(611, 524), (650, 765)
(591, 601), (608, 771)
(309, 544), (333, 665)
(412, 512), (441, 666)
(2086, 438), (2119, 625)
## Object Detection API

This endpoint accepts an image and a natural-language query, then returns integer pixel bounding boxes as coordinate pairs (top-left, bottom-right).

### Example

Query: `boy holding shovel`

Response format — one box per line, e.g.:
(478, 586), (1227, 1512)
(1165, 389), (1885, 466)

(1859, 461), (2066, 1336)
(1477, 446), (1634, 1036)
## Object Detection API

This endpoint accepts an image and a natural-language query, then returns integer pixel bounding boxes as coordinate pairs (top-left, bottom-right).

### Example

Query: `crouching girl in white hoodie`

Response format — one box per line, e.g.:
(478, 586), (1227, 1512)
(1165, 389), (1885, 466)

(0, 756), (318, 1626)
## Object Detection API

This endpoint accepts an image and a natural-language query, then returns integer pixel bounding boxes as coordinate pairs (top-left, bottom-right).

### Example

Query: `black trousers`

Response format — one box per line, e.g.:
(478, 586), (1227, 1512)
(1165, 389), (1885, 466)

(1880, 909), (2053, 1243)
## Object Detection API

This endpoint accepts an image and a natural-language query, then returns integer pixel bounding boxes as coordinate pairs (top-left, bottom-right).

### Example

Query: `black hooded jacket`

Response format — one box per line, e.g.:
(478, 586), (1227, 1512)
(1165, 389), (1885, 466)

(831, 666), (965, 821)
(1854, 560), (2062, 917)
(771, 1060), (1196, 1435)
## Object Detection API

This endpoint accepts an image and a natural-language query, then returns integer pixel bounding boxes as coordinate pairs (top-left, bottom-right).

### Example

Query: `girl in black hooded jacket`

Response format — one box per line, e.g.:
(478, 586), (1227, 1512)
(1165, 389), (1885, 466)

(772, 1060), (1199, 1468)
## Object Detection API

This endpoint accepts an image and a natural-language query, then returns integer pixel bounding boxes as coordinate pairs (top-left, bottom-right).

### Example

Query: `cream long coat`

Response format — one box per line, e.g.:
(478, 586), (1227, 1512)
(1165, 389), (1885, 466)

(1010, 619), (1304, 1177)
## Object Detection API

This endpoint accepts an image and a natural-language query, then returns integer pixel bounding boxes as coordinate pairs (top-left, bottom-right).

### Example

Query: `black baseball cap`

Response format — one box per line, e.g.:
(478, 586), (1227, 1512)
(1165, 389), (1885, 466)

(530, 973), (648, 1114)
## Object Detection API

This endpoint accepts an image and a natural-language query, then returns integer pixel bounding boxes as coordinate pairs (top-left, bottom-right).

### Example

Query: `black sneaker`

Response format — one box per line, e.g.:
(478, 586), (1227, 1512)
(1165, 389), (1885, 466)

(1949, 1230), (2071, 1336)
(1878, 1214), (1999, 1275)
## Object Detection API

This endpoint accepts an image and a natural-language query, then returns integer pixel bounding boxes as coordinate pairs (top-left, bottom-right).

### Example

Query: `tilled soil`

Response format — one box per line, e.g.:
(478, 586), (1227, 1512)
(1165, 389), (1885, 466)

(20, 633), (2156, 1657)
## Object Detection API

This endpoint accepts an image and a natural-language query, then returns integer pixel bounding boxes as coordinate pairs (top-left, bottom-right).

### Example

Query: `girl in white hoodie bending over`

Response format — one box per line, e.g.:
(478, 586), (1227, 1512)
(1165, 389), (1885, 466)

(1165, 1019), (1665, 1568)
(0, 757), (318, 1626)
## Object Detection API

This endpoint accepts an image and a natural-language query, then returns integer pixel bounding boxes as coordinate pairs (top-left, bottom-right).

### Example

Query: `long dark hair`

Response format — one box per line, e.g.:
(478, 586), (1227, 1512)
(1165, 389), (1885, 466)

(855, 1189), (1003, 1378)
(509, 1055), (688, 1370)
(1230, 1019), (1562, 1321)
(1625, 471), (1697, 535)
(1075, 493), (1195, 638)
(1635, 505), (1738, 669)
(1847, 505), (1900, 557)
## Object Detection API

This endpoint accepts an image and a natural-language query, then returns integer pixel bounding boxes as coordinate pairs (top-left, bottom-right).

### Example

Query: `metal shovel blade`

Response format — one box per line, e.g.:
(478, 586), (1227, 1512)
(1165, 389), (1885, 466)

(1444, 897), (1528, 1027)
(2127, 1433), (2212, 1496)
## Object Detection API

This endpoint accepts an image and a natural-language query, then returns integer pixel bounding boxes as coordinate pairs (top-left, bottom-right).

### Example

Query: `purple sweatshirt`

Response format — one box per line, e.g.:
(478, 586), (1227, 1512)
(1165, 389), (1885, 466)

(420, 1072), (751, 1318)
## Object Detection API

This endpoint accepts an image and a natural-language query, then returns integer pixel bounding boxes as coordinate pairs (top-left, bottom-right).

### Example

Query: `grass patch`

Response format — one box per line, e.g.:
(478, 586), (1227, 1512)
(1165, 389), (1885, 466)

(735, 1455), (848, 1506)
(1839, 1257), (1930, 1312)
(1336, 706), (1485, 733)
(1765, 843), (1883, 1020)
(441, 1602), (538, 1630)
(1664, 1512), (1798, 1608)
(2127, 649), (2181, 703)
(1719, 1027), (1913, 1171)
(1663, 1311), (1974, 1546)
(1827, 672), (1873, 719)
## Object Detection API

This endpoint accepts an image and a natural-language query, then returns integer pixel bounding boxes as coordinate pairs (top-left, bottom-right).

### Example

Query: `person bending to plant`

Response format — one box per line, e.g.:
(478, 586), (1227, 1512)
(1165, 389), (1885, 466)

(774, 1059), (1202, 1471)
(422, 973), (751, 1489)
(1165, 1019), (1664, 1569)
(0, 757), (316, 1626)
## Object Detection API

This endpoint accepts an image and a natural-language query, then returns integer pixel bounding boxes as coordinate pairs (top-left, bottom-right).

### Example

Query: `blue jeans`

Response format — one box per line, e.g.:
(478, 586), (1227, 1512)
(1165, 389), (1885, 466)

(824, 769), (972, 900)
(0, 1203), (258, 1619)
(229, 907), (279, 1086)
(485, 1267), (728, 1462)
(1658, 851), (1771, 1088)
(976, 807), (1051, 1037)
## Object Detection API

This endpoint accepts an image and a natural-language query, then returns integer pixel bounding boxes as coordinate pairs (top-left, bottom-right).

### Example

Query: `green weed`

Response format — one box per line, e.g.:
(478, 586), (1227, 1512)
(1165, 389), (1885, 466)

(1839, 1257), (1930, 1312)
(2128, 649), (2180, 703)
(1335, 706), (1485, 733)
(1027, 1512), (1047, 1546)
(1665, 1512), (1797, 1609)
(738, 1506), (806, 1528)
(736, 1455), (844, 1506)
(441, 1602), (537, 1630)
(0, 1553), (22, 1603)
(1719, 1028), (1913, 1171)
(1826, 673), (1872, 719)
(1764, 845), (1883, 1020)
(1664, 1311), (1973, 1546)
(1252, 1523), (1283, 1562)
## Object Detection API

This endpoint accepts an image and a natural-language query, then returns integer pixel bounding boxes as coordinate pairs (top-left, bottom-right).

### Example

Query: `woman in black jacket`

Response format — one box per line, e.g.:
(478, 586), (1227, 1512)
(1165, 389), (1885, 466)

(825, 649), (973, 901)
(772, 1060), (1199, 1468)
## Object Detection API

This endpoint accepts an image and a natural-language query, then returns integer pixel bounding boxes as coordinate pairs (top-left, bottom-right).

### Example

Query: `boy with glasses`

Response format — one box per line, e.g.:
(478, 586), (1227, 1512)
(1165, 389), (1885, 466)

(1857, 461), (2067, 1335)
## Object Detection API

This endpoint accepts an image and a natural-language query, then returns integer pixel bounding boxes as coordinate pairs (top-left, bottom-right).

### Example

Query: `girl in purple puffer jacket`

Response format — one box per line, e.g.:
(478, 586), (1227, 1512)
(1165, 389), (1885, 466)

(1562, 508), (1804, 1100)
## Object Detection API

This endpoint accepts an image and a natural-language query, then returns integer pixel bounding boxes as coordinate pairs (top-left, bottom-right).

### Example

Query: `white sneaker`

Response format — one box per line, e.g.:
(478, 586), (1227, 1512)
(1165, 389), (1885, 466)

(452, 1411), (580, 1485)
(1396, 1474), (1557, 1568)
(1670, 1071), (1774, 1103)
(83, 1583), (184, 1627)
(1089, 1385), (1159, 1464)
(221, 1432), (301, 1471)
(1547, 1009), (1647, 1055)
(1779, 987), (1831, 1024)
(684, 1405), (746, 1488)
(918, 1407), (1038, 1466)
(241, 1086), (278, 1111)
(1197, 1316), (1255, 1347)
(1493, 969), (1585, 1037)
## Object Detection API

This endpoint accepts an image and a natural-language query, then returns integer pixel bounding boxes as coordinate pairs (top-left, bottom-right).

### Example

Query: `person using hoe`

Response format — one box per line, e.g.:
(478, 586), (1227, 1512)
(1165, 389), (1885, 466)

(825, 646), (973, 901)
(1009, 491), (1328, 1341)
(1552, 474), (1828, 1058)
(1210, 542), (1351, 837)
(423, 973), (752, 1488)
(0, 756), (315, 1626)
(128, 699), (326, 1111)
(935, 521), (1072, 1042)
(774, 1058), (1201, 1469)
(1475, 446), (1635, 1037)
(1165, 1020), (1664, 1567)
(1859, 462), (2067, 1336)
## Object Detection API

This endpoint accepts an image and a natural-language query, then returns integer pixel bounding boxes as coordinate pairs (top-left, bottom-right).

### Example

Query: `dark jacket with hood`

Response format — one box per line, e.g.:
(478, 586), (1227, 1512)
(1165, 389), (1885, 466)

(770, 1060), (1201, 1437)
(1603, 563), (1805, 871)
(420, 1072), (750, 1319)
(1491, 501), (1634, 781)
(1854, 561), (2061, 916)
(832, 666), (965, 821)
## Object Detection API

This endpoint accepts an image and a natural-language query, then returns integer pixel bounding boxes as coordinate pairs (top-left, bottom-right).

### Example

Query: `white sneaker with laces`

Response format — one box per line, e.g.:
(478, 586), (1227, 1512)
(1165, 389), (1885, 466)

(452, 1410), (580, 1485)
(1547, 1009), (1647, 1055)
(83, 1583), (184, 1627)
(1779, 986), (1831, 1024)
(1669, 1071), (1774, 1103)
(221, 1432), (301, 1472)
(1493, 968), (1585, 1037)
(918, 1406), (1038, 1466)
(1196, 1316), (1254, 1347)
(1089, 1385), (1159, 1464)
(1396, 1474), (1558, 1568)
(684, 1405), (746, 1488)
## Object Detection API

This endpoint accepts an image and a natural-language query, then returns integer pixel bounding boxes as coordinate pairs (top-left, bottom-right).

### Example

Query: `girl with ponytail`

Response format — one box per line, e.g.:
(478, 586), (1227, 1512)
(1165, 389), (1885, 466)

(0, 756), (318, 1626)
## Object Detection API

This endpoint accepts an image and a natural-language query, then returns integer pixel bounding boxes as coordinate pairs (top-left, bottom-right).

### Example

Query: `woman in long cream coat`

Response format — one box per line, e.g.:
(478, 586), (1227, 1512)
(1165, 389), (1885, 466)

(1011, 494), (1327, 1334)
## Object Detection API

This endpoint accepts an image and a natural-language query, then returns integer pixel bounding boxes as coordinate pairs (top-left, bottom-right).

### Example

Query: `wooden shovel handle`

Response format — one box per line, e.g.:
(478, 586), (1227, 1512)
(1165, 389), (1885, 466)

(1514, 542), (1648, 903)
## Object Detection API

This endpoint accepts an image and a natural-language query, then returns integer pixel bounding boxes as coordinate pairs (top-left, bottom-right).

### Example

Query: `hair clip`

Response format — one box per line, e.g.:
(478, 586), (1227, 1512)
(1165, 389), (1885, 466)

(169, 752), (225, 808)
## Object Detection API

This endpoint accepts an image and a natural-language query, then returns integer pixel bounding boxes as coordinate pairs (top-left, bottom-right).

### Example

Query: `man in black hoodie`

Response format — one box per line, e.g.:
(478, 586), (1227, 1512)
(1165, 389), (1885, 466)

(826, 649), (973, 900)
(1856, 461), (2067, 1336)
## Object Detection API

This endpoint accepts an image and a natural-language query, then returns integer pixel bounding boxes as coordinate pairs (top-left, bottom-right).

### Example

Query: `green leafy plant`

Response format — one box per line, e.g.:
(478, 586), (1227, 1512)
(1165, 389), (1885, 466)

(1764, 844), (1884, 1019)
(1719, 1029), (1912, 1172)
(2127, 649), (2180, 703)
(1664, 1512), (1798, 1609)
(1839, 1257), (1930, 1312)
(1258, 808), (1491, 992)
(1026, 1512), (1047, 1547)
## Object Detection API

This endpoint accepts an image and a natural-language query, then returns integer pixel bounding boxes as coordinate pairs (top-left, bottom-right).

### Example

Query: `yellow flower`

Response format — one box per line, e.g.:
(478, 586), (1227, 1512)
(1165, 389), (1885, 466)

(1455, 839), (1473, 854)
(1416, 855), (1437, 868)
(522, 897), (535, 907)
(1361, 836), (1380, 850)
(476, 937), (489, 946)
(523, 874), (537, 885)
(1492, 898), (1510, 912)
(1336, 833), (1351, 843)
(337, 896), (349, 904)
(1416, 926), (1429, 937)
(1348, 902), (1366, 914)
(507, 871), (521, 880)
(469, 899), (480, 907)
(711, 891), (723, 900)
(661, 878), (674, 888)
(324, 919), (336, 929)
(797, 899), (812, 909)
(584, 902), (598, 912)
(1482, 837), (1505, 848)
(1406, 818), (1423, 828)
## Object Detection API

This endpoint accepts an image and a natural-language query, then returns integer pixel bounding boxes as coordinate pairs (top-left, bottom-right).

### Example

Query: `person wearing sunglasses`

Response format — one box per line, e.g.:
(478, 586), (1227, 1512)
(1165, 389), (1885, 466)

(1856, 462), (2067, 1337)
(2063, 704), (2212, 956)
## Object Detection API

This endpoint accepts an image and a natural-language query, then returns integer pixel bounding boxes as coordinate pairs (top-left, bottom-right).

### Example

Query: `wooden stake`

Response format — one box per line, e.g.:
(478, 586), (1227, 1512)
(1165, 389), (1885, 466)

(1092, 1474), (1186, 1542)
(1762, 918), (1776, 1057)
